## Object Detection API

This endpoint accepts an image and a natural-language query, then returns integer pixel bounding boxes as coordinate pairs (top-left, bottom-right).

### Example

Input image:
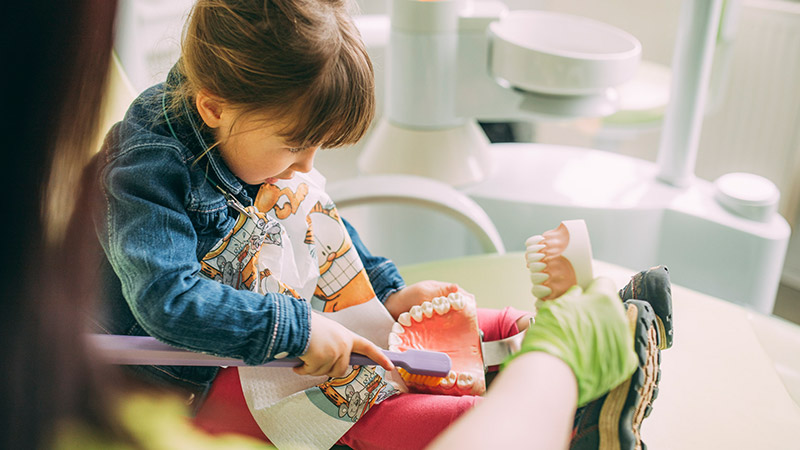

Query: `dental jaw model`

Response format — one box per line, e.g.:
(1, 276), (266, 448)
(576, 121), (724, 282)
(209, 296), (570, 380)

(526, 220), (594, 303)
(388, 292), (485, 396)
(387, 220), (595, 396)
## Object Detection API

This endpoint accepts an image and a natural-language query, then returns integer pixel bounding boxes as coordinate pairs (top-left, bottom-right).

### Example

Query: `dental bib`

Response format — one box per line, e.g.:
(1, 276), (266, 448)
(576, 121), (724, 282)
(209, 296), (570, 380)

(198, 169), (401, 450)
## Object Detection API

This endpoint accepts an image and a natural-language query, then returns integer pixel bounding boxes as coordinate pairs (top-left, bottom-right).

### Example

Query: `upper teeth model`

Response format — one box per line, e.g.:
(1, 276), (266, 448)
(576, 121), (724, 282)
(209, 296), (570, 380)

(525, 220), (594, 302)
(388, 291), (485, 396)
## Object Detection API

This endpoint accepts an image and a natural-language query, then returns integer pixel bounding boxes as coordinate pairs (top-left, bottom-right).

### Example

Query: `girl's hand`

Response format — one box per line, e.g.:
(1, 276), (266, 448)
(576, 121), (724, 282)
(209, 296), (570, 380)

(383, 280), (460, 320)
(294, 312), (394, 378)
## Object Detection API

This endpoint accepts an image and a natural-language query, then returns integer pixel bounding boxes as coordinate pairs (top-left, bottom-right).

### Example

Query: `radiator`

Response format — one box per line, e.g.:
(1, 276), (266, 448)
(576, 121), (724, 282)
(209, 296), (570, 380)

(696, 0), (800, 224)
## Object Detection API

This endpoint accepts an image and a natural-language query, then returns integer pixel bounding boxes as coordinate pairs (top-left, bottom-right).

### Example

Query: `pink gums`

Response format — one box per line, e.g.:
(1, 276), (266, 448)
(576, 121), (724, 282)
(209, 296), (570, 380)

(394, 299), (485, 396)
(540, 223), (578, 300)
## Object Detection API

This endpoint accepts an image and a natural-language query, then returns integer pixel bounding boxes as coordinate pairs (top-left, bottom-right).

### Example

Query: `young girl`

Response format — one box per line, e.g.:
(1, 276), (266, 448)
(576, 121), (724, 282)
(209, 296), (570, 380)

(92, 0), (530, 448)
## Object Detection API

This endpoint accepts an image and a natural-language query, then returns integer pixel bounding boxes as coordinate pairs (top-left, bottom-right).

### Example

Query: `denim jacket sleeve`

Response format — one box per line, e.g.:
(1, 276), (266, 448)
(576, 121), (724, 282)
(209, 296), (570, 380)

(97, 142), (310, 365)
(342, 219), (406, 303)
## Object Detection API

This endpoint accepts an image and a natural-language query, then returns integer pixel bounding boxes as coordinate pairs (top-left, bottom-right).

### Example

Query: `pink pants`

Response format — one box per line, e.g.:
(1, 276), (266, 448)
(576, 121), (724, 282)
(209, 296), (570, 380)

(193, 307), (529, 449)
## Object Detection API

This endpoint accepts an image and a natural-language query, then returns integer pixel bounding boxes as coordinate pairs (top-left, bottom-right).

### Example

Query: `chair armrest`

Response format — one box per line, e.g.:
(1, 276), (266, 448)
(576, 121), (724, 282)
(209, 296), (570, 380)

(327, 174), (505, 254)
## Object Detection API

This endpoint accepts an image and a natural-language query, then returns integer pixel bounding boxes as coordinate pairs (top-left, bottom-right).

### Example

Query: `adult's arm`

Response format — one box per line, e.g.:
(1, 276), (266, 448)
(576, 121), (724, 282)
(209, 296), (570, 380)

(428, 352), (577, 449)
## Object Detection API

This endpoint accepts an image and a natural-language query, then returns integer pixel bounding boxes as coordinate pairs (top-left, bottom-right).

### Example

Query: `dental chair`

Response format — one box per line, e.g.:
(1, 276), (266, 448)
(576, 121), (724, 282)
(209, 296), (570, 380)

(327, 173), (505, 264)
(95, 52), (138, 153)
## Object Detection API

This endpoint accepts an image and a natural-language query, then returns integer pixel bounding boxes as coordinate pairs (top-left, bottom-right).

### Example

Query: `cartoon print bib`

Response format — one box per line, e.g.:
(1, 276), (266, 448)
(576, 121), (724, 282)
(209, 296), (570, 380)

(199, 170), (400, 449)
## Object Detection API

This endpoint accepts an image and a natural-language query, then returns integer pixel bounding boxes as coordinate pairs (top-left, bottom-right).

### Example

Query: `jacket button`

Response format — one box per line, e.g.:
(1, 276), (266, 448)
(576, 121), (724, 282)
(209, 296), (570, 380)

(274, 351), (289, 359)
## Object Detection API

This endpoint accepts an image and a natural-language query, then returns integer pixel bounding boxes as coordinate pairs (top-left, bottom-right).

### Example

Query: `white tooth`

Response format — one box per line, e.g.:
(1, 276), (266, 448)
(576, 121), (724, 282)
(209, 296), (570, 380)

(388, 333), (402, 346)
(421, 301), (434, 318)
(447, 292), (460, 301)
(526, 244), (545, 254)
(410, 305), (424, 322)
(457, 372), (474, 389)
(449, 295), (465, 310)
(526, 252), (545, 263)
(398, 313), (412, 327)
(532, 285), (552, 299)
(530, 272), (550, 284)
(525, 235), (543, 246)
(432, 297), (451, 315)
(392, 322), (405, 334)
(527, 262), (546, 272)
(440, 371), (457, 388)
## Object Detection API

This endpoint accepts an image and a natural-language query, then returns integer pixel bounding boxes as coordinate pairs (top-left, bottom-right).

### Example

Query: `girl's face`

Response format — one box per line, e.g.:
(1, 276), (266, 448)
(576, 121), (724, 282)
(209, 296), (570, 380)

(196, 91), (318, 185)
(216, 112), (318, 185)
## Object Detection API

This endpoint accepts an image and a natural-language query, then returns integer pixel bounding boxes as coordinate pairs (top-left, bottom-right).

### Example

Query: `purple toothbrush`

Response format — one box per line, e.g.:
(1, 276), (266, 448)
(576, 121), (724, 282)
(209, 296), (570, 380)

(88, 334), (452, 377)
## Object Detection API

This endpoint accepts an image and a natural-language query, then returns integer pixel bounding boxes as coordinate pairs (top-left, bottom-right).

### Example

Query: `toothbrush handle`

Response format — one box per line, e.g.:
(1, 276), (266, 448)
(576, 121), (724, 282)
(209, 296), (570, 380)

(270, 349), (452, 377)
(88, 335), (451, 376)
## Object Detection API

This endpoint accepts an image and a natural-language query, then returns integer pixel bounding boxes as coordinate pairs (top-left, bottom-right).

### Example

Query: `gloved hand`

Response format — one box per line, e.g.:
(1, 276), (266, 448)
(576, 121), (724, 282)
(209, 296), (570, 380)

(505, 277), (637, 406)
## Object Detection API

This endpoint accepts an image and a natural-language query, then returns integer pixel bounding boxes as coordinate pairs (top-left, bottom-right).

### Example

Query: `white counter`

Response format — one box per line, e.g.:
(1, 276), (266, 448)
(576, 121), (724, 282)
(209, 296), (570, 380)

(399, 253), (800, 448)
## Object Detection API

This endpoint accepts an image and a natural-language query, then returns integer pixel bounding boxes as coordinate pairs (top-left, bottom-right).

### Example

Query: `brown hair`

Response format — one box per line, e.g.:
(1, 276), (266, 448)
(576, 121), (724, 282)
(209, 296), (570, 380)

(2, 0), (124, 448)
(174, 0), (375, 149)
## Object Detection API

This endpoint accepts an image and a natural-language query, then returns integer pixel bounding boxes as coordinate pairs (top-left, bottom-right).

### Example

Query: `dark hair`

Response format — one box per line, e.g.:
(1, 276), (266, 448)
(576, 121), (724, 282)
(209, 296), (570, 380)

(174, 0), (375, 148)
(1, 1), (120, 448)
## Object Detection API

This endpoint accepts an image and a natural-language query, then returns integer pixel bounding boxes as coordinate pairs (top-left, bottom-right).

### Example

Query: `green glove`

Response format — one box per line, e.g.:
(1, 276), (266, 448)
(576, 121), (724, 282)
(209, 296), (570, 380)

(506, 277), (637, 406)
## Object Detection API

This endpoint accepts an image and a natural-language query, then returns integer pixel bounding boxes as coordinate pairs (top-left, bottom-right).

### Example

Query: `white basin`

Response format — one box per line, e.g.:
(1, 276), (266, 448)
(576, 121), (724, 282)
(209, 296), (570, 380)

(489, 10), (641, 95)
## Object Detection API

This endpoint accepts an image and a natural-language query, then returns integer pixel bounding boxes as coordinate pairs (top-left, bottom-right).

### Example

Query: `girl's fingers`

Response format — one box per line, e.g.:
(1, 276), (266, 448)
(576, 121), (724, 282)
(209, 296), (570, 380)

(294, 354), (327, 376)
(434, 282), (458, 298)
(293, 363), (308, 376)
(353, 337), (394, 372)
(330, 354), (351, 378)
(293, 360), (316, 376)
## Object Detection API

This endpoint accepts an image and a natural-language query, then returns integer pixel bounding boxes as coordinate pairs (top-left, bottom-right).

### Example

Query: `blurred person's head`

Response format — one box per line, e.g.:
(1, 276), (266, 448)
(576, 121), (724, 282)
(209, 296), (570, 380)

(1, 1), (119, 448)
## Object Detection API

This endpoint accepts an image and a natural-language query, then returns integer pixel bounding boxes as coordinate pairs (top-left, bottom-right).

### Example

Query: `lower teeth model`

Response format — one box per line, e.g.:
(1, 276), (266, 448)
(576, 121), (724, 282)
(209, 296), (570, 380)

(388, 292), (486, 396)
(525, 219), (594, 302)
(387, 221), (593, 395)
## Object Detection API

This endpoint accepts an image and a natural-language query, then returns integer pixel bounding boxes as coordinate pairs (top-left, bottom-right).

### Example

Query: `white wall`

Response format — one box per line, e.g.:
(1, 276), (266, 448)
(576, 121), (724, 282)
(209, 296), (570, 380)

(785, 209), (800, 289)
(114, 0), (194, 91)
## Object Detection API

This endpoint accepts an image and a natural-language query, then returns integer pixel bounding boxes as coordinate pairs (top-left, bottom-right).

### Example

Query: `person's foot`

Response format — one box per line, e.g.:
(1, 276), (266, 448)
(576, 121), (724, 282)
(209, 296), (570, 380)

(570, 299), (661, 450)
(618, 265), (673, 350)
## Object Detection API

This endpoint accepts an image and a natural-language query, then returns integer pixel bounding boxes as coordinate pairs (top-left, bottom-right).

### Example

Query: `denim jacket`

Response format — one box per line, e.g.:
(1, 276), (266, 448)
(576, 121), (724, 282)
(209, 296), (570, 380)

(92, 68), (405, 398)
